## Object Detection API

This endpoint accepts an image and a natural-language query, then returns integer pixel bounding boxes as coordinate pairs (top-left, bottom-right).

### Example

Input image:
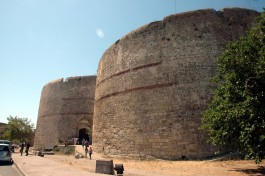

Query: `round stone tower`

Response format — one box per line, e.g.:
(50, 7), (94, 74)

(93, 8), (259, 159)
(34, 76), (96, 149)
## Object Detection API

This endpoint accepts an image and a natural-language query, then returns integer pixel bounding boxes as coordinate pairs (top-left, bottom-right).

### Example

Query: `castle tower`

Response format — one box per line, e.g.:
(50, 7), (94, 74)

(93, 8), (259, 159)
(34, 76), (96, 149)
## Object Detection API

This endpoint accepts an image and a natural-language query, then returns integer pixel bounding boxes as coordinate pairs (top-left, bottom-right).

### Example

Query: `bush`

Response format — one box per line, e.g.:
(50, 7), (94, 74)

(64, 146), (74, 155)
(53, 145), (60, 152)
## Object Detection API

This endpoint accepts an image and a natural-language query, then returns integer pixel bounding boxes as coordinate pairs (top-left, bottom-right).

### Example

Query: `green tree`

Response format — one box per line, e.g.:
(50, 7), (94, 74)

(1, 116), (35, 144)
(201, 11), (265, 163)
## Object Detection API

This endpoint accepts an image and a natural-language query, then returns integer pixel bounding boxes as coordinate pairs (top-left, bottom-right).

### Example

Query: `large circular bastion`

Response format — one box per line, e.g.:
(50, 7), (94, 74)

(34, 76), (96, 149)
(93, 8), (259, 159)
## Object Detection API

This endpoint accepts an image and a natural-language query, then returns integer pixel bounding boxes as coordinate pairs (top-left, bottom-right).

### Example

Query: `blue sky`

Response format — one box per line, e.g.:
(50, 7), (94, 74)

(0, 0), (264, 126)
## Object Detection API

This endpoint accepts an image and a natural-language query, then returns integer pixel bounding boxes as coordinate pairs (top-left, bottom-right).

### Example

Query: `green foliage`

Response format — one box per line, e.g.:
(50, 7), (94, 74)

(53, 145), (60, 152)
(201, 11), (265, 163)
(1, 116), (35, 144)
(64, 146), (74, 155)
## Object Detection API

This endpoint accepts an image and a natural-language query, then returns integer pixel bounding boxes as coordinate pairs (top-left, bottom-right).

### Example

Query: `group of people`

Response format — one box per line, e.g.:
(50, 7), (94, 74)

(82, 139), (92, 159)
(20, 142), (30, 156)
(19, 139), (93, 159)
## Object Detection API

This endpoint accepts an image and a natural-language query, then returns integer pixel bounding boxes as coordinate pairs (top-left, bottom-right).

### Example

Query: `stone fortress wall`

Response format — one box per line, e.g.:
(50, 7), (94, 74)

(34, 76), (96, 149)
(92, 8), (259, 160)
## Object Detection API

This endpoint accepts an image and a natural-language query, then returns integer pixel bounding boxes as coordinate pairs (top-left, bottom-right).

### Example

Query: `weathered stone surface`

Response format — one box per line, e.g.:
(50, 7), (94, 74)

(93, 8), (259, 160)
(95, 160), (114, 175)
(34, 76), (96, 149)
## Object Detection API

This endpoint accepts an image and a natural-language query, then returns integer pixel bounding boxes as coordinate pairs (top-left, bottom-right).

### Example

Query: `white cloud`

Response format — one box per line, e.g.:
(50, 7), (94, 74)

(96, 28), (104, 38)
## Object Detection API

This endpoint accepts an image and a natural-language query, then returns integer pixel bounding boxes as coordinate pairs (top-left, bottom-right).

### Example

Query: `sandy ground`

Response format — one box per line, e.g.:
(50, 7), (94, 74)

(42, 146), (265, 176)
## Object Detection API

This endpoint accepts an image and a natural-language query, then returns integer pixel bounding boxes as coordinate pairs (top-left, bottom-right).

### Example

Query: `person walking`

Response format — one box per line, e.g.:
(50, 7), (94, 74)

(25, 142), (30, 156)
(88, 147), (93, 160)
(20, 142), (25, 156)
(85, 146), (88, 158)
(84, 139), (89, 148)
(82, 139), (85, 149)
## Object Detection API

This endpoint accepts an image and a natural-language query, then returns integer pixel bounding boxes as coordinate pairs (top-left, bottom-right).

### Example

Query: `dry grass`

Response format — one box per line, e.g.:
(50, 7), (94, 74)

(44, 147), (265, 176)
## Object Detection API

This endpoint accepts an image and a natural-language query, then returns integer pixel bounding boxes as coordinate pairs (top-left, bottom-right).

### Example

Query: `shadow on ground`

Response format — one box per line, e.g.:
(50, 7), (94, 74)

(232, 166), (265, 176)
(0, 161), (13, 166)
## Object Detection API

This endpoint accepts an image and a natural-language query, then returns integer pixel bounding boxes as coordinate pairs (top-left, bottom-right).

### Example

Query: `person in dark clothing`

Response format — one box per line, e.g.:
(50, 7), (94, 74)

(88, 147), (93, 160)
(20, 142), (25, 156)
(84, 139), (89, 148)
(25, 142), (30, 156)
(85, 146), (88, 158)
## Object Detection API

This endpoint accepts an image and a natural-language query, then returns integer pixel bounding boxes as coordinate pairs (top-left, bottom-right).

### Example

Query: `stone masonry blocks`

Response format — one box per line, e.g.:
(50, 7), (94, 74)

(34, 76), (96, 149)
(93, 8), (259, 160)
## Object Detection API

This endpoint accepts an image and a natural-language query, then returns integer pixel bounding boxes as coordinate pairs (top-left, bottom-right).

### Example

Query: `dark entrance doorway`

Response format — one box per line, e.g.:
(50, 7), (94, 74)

(79, 128), (89, 145)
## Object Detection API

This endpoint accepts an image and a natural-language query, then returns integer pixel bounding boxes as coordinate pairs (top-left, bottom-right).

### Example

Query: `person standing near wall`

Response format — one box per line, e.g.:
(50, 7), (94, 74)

(84, 139), (89, 148)
(85, 146), (88, 158)
(84, 139), (89, 158)
(20, 142), (24, 156)
(88, 147), (93, 160)
(82, 139), (85, 149)
(25, 142), (30, 156)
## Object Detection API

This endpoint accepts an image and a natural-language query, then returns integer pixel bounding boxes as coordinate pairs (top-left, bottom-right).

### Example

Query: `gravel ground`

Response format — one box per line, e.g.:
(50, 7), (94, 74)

(44, 146), (265, 176)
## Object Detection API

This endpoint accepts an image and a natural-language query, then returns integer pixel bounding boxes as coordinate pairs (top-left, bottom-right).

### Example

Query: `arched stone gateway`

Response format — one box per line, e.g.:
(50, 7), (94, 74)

(77, 118), (92, 145)
(78, 129), (88, 143)
(93, 8), (259, 160)
(34, 76), (96, 149)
